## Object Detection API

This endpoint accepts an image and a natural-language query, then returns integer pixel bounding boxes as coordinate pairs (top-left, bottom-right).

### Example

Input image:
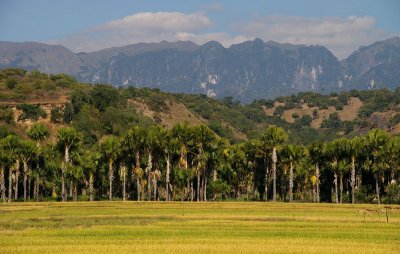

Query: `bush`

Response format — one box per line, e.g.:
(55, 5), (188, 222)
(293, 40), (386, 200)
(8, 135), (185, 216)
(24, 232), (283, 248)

(273, 106), (285, 117)
(16, 103), (47, 121)
(321, 112), (341, 129)
(299, 115), (312, 126)
(0, 107), (14, 123)
(6, 78), (17, 89)
(385, 183), (400, 204)
(50, 107), (64, 123)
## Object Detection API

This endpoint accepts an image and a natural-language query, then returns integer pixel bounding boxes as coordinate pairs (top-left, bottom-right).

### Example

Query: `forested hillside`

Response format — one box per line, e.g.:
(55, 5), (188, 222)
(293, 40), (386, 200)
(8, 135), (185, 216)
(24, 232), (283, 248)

(1, 68), (400, 204)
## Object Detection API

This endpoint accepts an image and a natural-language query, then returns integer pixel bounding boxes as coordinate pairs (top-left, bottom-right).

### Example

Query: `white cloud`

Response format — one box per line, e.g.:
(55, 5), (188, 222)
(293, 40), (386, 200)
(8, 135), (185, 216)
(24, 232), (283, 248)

(49, 12), (214, 52)
(235, 15), (395, 59)
(49, 12), (396, 59)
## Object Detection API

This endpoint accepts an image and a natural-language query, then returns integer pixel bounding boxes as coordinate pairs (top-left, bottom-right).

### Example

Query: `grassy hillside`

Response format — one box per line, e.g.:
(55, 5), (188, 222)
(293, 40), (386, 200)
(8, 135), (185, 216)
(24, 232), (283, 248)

(0, 202), (399, 254)
(2, 68), (400, 145)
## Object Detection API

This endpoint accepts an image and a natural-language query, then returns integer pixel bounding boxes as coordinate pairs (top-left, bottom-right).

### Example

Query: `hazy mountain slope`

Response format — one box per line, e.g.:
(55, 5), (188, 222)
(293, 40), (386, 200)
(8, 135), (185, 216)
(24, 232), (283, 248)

(1, 37), (399, 102)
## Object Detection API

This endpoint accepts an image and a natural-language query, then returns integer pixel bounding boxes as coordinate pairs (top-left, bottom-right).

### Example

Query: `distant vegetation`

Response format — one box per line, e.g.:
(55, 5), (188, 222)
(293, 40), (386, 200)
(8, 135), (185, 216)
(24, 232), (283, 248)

(0, 68), (400, 204)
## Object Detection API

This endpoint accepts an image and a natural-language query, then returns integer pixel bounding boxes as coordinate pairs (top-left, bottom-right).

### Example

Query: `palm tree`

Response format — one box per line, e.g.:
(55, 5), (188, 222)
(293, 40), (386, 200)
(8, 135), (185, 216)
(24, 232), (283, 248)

(348, 136), (364, 204)
(282, 144), (304, 202)
(364, 129), (389, 204)
(27, 123), (49, 200)
(325, 139), (343, 204)
(56, 127), (81, 202)
(159, 128), (177, 201)
(261, 126), (288, 201)
(100, 135), (120, 201)
(79, 150), (100, 201)
(172, 123), (193, 200)
(122, 126), (145, 201)
(191, 125), (215, 201)
(19, 140), (36, 201)
(119, 161), (128, 201)
(143, 126), (162, 201)
(2, 135), (21, 202)
(308, 143), (324, 203)
(0, 138), (11, 203)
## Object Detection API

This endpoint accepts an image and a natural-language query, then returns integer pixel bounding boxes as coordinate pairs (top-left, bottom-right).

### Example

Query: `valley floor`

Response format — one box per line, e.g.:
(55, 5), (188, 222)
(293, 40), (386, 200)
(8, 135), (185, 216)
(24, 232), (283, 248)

(0, 202), (399, 253)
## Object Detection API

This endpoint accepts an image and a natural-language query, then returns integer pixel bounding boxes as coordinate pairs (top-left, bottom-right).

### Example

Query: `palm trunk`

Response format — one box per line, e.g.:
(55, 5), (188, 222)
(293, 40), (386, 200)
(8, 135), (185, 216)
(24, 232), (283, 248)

(190, 180), (194, 201)
(136, 176), (141, 201)
(135, 152), (141, 201)
(196, 168), (200, 202)
(166, 155), (170, 201)
(36, 173), (40, 202)
(14, 160), (20, 200)
(68, 180), (73, 198)
(264, 157), (268, 202)
(334, 172), (338, 204)
(146, 152), (152, 201)
(339, 172), (343, 204)
(8, 165), (13, 203)
(316, 163), (320, 203)
(152, 173), (157, 201)
(109, 160), (113, 201)
(28, 176), (31, 200)
(289, 162), (294, 203)
(61, 167), (66, 202)
(272, 147), (277, 201)
(1, 167), (6, 203)
(351, 156), (356, 204)
(375, 173), (380, 204)
(123, 172), (126, 201)
(23, 160), (28, 201)
(89, 172), (94, 201)
(73, 183), (77, 201)
(203, 171), (207, 201)
(62, 145), (70, 202)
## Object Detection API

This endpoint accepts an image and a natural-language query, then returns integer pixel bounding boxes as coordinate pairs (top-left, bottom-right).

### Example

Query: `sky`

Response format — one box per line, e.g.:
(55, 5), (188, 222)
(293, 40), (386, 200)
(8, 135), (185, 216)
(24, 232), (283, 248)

(0, 0), (399, 59)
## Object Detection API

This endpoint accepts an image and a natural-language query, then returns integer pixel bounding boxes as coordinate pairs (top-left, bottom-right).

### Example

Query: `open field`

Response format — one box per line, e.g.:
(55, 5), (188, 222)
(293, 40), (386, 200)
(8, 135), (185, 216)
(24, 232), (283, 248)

(0, 202), (399, 254)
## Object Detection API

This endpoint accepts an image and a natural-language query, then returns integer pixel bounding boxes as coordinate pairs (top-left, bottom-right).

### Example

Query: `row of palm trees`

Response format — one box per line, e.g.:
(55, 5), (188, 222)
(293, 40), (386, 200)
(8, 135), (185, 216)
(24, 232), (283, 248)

(0, 123), (399, 203)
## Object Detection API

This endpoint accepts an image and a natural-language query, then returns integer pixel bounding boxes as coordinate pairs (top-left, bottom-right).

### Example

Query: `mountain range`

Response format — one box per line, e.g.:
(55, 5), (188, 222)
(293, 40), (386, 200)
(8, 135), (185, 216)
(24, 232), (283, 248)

(1, 37), (400, 102)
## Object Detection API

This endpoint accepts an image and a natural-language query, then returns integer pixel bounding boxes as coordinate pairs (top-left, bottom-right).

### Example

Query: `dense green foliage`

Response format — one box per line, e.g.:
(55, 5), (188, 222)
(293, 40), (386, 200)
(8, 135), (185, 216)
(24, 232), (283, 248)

(1, 69), (400, 204)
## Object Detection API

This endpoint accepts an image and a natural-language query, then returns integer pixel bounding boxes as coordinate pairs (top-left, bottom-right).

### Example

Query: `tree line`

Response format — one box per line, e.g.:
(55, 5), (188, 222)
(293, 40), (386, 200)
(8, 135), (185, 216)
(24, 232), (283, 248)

(0, 123), (399, 204)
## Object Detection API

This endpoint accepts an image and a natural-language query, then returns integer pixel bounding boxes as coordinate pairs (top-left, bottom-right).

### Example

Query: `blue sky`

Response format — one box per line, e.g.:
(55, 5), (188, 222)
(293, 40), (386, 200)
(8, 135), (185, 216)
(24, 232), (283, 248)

(1, 0), (399, 58)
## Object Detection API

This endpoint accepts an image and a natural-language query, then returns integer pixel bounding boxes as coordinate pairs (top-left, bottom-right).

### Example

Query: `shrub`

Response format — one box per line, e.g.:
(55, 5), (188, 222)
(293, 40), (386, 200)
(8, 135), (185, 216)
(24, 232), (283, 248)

(273, 106), (285, 117)
(17, 103), (47, 121)
(0, 107), (14, 123)
(6, 78), (17, 89)
(50, 107), (64, 123)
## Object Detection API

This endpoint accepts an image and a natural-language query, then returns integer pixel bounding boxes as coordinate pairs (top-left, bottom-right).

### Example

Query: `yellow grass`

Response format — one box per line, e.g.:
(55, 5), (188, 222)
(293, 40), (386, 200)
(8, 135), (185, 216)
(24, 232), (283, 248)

(0, 202), (399, 253)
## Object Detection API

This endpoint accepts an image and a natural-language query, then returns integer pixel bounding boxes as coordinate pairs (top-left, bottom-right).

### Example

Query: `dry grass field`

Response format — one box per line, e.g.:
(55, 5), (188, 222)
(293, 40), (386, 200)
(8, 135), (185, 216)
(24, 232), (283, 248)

(0, 202), (399, 253)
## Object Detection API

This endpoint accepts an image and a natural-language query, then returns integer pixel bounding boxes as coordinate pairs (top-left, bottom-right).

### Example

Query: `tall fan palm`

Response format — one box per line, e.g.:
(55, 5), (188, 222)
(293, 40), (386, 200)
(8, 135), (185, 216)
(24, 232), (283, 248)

(143, 126), (162, 201)
(19, 140), (36, 201)
(348, 136), (364, 204)
(325, 139), (344, 204)
(172, 123), (193, 200)
(307, 143), (324, 203)
(122, 126), (145, 201)
(100, 135), (120, 201)
(56, 127), (81, 202)
(282, 144), (304, 202)
(364, 129), (389, 204)
(0, 138), (11, 203)
(79, 150), (100, 201)
(27, 123), (50, 200)
(191, 125), (215, 201)
(159, 128), (177, 201)
(2, 135), (21, 202)
(261, 126), (288, 201)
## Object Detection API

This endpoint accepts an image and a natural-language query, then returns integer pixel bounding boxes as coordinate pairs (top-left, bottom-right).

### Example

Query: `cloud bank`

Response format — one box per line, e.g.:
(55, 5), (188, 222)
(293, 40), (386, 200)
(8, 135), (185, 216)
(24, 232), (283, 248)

(50, 12), (396, 59)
